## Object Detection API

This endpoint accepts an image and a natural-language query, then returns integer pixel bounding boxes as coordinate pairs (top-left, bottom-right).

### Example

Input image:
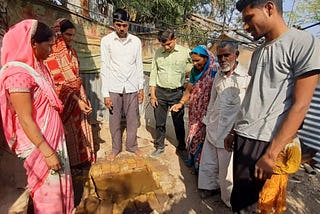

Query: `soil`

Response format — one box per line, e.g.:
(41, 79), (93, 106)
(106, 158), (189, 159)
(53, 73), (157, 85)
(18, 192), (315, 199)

(92, 123), (320, 214)
(1, 123), (319, 213)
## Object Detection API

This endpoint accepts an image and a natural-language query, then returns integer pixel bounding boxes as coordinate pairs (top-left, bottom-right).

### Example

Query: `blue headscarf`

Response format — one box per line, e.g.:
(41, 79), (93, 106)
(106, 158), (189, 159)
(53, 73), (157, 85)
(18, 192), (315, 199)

(189, 45), (212, 84)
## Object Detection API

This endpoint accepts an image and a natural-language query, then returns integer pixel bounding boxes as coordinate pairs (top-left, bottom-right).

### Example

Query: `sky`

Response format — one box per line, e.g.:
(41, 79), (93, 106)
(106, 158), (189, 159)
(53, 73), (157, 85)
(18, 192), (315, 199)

(283, 0), (320, 37)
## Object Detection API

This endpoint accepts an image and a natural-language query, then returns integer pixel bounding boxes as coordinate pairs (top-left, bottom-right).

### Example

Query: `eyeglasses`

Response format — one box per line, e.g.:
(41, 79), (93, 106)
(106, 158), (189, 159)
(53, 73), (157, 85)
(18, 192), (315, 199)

(115, 23), (129, 28)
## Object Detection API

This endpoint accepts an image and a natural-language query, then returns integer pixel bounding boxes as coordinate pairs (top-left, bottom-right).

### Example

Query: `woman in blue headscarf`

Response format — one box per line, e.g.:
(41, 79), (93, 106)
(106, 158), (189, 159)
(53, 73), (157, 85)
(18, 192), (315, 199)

(171, 45), (219, 173)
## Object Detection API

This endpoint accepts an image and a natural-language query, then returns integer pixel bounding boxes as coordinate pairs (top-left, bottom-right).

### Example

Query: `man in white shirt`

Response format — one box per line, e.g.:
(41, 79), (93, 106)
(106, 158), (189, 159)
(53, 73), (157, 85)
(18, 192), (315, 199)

(198, 40), (250, 207)
(100, 8), (144, 161)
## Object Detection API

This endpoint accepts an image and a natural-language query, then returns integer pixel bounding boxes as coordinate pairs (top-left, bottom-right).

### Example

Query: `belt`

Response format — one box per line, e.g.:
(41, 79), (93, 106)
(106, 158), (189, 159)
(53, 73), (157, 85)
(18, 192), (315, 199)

(157, 85), (184, 92)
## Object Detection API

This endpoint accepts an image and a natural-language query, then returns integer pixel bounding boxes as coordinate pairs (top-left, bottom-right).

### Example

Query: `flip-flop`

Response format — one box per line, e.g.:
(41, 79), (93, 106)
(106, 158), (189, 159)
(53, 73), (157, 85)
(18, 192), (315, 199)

(106, 152), (117, 161)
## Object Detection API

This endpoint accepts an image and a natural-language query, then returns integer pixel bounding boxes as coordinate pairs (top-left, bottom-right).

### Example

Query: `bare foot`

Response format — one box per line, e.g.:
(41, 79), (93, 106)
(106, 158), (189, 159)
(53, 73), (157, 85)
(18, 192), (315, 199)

(106, 152), (118, 161)
(134, 149), (143, 157)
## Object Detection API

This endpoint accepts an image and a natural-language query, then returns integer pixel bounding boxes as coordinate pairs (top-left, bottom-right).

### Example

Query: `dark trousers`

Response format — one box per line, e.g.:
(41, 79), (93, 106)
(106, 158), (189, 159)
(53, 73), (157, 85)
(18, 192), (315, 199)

(231, 134), (269, 213)
(109, 92), (139, 154)
(154, 86), (185, 150)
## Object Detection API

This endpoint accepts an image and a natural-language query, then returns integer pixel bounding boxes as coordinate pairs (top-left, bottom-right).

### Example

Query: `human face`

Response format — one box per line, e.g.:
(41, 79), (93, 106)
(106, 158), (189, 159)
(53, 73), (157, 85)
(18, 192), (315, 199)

(242, 5), (270, 41)
(161, 38), (176, 52)
(32, 36), (55, 60)
(114, 21), (129, 38)
(62, 28), (75, 47)
(217, 45), (238, 73)
(191, 53), (207, 72)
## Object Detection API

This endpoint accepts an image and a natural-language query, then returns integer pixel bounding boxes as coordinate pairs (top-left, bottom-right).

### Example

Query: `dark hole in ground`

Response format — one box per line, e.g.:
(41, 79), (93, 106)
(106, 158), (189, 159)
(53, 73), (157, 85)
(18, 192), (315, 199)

(92, 167), (159, 203)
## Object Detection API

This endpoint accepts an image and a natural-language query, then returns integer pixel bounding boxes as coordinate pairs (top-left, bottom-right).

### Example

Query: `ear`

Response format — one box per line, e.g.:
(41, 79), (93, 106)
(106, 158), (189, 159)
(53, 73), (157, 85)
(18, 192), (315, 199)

(265, 1), (275, 17)
(235, 50), (240, 58)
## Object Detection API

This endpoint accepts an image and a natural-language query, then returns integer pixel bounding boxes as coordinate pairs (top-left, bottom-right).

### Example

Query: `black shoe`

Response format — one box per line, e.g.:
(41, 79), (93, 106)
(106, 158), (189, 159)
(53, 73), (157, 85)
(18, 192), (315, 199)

(150, 148), (165, 158)
(176, 147), (188, 162)
(198, 188), (221, 199)
(177, 144), (186, 151)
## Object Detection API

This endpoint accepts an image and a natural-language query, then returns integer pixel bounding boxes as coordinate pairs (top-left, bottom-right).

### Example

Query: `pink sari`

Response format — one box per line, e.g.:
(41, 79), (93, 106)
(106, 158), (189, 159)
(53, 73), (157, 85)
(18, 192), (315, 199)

(0, 19), (74, 213)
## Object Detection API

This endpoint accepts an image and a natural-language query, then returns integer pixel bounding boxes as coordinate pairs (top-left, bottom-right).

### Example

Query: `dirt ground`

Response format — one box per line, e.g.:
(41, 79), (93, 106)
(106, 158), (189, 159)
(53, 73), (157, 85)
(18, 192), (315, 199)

(92, 123), (320, 214)
(1, 122), (320, 213)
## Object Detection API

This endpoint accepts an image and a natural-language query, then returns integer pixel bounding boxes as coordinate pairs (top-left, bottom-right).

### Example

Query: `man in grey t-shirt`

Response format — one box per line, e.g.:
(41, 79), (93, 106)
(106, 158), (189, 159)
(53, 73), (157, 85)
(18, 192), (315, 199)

(224, 0), (320, 212)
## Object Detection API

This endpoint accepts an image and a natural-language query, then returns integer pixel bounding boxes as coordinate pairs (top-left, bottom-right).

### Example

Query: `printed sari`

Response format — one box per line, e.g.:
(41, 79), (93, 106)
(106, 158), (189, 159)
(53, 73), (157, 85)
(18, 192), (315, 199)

(0, 19), (74, 213)
(44, 19), (95, 167)
(186, 46), (219, 173)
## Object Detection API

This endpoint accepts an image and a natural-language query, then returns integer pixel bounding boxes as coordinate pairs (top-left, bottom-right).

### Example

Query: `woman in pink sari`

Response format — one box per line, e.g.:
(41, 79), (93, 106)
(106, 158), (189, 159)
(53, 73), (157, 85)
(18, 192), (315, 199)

(0, 19), (74, 213)
(171, 45), (219, 173)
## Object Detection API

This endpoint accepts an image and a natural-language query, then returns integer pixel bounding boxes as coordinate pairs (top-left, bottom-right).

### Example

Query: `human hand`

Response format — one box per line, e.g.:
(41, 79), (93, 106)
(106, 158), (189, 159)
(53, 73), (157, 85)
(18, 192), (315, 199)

(150, 97), (158, 108)
(138, 90), (144, 104)
(170, 103), (183, 112)
(45, 152), (61, 172)
(224, 134), (234, 152)
(38, 142), (61, 171)
(255, 153), (276, 180)
(104, 97), (113, 110)
(78, 100), (92, 114)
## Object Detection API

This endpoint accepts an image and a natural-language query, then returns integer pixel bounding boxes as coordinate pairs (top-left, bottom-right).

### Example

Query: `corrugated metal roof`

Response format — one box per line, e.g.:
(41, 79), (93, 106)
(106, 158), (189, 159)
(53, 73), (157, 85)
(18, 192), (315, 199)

(298, 84), (320, 168)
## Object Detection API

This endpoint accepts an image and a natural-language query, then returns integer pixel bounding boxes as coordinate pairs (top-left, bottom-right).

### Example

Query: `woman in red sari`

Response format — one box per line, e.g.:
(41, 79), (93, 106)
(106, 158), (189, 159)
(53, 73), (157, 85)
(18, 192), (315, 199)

(171, 45), (219, 173)
(45, 19), (95, 168)
(0, 19), (74, 213)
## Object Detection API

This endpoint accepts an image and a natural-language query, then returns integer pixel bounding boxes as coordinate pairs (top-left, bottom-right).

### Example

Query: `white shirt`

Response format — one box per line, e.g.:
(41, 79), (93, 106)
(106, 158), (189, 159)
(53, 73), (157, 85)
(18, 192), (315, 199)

(100, 32), (144, 97)
(203, 64), (250, 148)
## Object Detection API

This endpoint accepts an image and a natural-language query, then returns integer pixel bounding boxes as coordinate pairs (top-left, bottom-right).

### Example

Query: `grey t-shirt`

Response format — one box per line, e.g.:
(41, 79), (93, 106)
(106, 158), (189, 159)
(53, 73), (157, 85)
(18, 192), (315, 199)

(235, 28), (320, 142)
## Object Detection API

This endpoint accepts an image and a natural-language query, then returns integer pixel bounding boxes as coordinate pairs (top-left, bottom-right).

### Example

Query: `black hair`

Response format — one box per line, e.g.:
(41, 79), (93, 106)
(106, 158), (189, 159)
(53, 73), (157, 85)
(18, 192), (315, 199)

(60, 19), (75, 33)
(32, 21), (53, 43)
(236, 0), (283, 14)
(113, 8), (130, 22)
(157, 30), (175, 43)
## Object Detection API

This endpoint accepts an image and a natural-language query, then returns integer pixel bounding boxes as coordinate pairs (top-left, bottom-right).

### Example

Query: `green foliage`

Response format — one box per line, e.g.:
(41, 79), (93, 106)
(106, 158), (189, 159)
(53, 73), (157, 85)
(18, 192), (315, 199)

(285, 0), (320, 26)
(112, 0), (242, 47)
(208, 0), (238, 26)
(114, 0), (212, 27)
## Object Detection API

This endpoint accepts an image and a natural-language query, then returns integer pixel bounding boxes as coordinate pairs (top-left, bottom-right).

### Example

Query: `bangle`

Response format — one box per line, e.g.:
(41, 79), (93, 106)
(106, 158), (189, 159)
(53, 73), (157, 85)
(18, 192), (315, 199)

(150, 97), (156, 100)
(44, 151), (55, 158)
(180, 99), (186, 104)
(35, 140), (45, 148)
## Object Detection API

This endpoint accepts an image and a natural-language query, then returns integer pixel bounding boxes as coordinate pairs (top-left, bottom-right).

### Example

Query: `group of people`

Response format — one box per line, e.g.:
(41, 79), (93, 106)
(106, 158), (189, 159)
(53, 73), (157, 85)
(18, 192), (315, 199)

(1, 0), (320, 213)
(100, 3), (320, 214)
(0, 18), (95, 213)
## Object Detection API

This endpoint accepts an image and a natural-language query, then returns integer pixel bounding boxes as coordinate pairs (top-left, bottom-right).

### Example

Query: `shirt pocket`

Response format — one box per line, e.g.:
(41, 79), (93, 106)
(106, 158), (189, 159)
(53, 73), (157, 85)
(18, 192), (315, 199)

(173, 59), (187, 74)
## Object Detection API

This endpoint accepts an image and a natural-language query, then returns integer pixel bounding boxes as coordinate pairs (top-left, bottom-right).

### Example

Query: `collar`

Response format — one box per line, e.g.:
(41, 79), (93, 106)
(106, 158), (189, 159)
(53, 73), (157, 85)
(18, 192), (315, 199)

(112, 31), (132, 44)
(219, 62), (248, 77)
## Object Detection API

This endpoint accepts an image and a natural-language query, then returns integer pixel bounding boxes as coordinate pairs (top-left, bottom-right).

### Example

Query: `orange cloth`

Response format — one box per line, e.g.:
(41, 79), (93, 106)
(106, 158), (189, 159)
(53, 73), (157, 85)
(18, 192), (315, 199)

(258, 137), (301, 213)
(44, 19), (95, 167)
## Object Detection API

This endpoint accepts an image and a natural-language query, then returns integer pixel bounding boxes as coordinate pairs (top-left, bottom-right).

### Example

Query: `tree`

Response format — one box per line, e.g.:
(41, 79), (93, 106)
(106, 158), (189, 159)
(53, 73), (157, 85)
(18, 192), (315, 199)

(113, 0), (213, 27)
(285, 0), (320, 27)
